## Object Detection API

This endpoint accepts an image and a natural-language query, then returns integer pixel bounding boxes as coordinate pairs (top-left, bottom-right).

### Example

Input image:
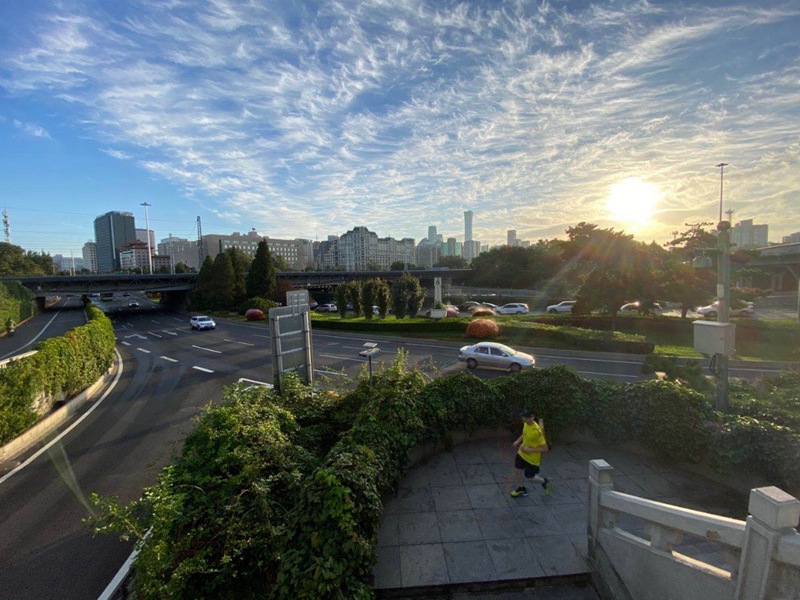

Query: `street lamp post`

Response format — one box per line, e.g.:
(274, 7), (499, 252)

(141, 202), (153, 275)
(715, 163), (731, 413)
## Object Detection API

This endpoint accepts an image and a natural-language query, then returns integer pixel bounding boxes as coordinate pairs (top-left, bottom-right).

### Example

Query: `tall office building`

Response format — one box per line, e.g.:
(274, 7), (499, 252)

(464, 211), (473, 243)
(507, 230), (517, 247)
(158, 235), (200, 271)
(463, 210), (482, 263)
(136, 228), (156, 251)
(783, 232), (800, 244)
(82, 241), (97, 273)
(316, 226), (414, 270)
(731, 219), (768, 249)
(94, 211), (136, 273)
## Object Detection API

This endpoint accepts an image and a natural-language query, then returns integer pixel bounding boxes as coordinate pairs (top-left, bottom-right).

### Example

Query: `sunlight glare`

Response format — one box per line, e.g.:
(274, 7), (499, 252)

(606, 178), (660, 224)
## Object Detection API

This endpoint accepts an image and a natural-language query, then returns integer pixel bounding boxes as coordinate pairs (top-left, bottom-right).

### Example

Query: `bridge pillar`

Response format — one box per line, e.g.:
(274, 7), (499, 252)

(35, 297), (47, 313)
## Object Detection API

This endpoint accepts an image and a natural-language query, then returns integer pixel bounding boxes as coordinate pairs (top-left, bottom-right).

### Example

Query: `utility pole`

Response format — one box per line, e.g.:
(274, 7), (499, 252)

(141, 202), (153, 274)
(715, 163), (731, 413)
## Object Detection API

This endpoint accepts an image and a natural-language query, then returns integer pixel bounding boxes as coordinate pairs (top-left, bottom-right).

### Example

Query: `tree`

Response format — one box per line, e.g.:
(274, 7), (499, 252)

(246, 241), (276, 300)
(346, 280), (363, 317)
(272, 254), (290, 272)
(225, 248), (250, 307)
(334, 285), (348, 318)
(0, 243), (54, 276)
(210, 252), (236, 310)
(435, 256), (468, 269)
(175, 262), (192, 273)
(390, 261), (414, 271)
(390, 273), (425, 318)
(192, 255), (215, 308)
(469, 245), (561, 289)
(366, 261), (382, 271)
(361, 279), (377, 320)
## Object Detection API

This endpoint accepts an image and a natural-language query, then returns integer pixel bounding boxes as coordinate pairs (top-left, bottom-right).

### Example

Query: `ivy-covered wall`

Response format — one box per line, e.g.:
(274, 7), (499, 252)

(0, 304), (115, 445)
(90, 357), (800, 599)
(0, 280), (36, 328)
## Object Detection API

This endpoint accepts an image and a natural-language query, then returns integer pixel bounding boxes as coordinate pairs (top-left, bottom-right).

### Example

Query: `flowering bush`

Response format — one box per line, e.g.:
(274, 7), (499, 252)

(245, 308), (265, 321)
(465, 318), (498, 339)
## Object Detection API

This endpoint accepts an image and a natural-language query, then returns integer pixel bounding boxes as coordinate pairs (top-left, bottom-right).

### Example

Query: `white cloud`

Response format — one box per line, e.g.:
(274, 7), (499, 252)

(13, 119), (51, 139)
(1, 0), (799, 245)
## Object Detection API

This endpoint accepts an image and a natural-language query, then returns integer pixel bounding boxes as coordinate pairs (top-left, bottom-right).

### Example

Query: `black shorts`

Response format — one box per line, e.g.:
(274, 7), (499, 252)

(514, 454), (540, 479)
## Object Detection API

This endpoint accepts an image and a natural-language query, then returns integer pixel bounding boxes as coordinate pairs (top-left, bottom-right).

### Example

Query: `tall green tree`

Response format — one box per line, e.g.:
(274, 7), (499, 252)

(246, 241), (276, 299)
(334, 284), (348, 318)
(225, 248), (250, 307)
(361, 279), (377, 320)
(174, 262), (191, 274)
(192, 255), (215, 308)
(390, 273), (425, 318)
(346, 280), (363, 316)
(210, 252), (236, 310)
(435, 256), (468, 269)
(0, 243), (54, 276)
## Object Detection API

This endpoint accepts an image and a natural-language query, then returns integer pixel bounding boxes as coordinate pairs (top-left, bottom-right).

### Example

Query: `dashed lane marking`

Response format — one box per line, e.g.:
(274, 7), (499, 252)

(224, 339), (256, 346)
(137, 348), (151, 354)
(192, 345), (222, 354)
(121, 341), (131, 346)
(149, 332), (163, 338)
(160, 356), (178, 363)
(163, 330), (178, 336)
(192, 366), (214, 373)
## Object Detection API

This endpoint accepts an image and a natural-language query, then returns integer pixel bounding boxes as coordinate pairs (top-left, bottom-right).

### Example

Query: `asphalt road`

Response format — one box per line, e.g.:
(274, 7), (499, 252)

(0, 296), (87, 362)
(0, 304), (785, 599)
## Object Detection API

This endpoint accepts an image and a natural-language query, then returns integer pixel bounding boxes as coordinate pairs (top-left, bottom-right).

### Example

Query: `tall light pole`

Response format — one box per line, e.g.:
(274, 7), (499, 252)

(715, 163), (731, 412)
(141, 202), (153, 275)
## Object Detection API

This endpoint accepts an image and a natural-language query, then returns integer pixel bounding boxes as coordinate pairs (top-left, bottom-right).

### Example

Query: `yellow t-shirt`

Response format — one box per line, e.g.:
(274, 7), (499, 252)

(518, 421), (546, 466)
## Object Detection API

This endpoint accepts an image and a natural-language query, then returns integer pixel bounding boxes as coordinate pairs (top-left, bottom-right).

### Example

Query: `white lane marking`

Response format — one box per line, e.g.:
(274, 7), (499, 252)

(98, 529), (152, 600)
(0, 348), (124, 487)
(192, 345), (222, 354)
(224, 339), (256, 346)
(121, 341), (131, 346)
(237, 378), (273, 388)
(160, 356), (178, 363)
(150, 320), (160, 324)
(192, 366), (214, 373)
(163, 330), (178, 336)
(148, 332), (163, 338)
(315, 369), (346, 377)
(137, 348), (151, 354)
(123, 333), (146, 340)
(253, 334), (271, 339)
(319, 353), (366, 363)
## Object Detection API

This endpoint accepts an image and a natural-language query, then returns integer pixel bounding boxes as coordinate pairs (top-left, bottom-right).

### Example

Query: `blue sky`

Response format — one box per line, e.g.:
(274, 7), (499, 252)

(1, 0), (798, 257)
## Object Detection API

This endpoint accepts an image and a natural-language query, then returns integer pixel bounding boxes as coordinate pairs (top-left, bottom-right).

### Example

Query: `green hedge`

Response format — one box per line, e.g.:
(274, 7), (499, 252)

(94, 358), (800, 598)
(311, 314), (467, 333)
(503, 321), (654, 354)
(0, 305), (115, 445)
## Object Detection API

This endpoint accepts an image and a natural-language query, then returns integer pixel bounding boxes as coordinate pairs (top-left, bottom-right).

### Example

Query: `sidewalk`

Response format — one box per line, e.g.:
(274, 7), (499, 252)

(372, 437), (749, 597)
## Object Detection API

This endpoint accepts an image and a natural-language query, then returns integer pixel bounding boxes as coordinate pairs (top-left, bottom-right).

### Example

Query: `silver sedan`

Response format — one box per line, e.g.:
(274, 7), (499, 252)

(458, 342), (535, 373)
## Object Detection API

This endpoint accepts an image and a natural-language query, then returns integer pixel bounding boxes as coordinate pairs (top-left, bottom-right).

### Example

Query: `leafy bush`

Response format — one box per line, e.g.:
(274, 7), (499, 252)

(245, 308), (265, 321)
(238, 296), (277, 315)
(465, 318), (499, 339)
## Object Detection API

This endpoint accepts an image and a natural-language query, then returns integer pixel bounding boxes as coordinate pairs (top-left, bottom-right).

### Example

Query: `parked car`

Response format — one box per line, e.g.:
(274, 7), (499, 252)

(190, 315), (216, 330)
(481, 302), (500, 311)
(696, 301), (754, 318)
(496, 303), (529, 315)
(460, 301), (481, 311)
(317, 303), (338, 312)
(546, 300), (576, 314)
(619, 301), (663, 314)
(458, 342), (535, 373)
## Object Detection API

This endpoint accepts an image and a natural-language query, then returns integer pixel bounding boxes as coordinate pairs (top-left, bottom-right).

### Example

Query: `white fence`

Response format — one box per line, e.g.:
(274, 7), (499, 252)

(589, 459), (800, 600)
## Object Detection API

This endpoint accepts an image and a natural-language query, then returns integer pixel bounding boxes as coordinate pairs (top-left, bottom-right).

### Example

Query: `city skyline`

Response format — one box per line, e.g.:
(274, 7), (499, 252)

(1, 1), (799, 257)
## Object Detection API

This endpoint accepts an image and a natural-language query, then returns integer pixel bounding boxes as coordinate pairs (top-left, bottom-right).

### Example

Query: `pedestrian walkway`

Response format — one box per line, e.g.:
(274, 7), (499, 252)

(372, 436), (749, 597)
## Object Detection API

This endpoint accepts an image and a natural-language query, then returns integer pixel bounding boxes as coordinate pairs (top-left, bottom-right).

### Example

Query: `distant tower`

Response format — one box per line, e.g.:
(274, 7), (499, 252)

(197, 216), (204, 266)
(428, 225), (437, 242)
(3, 209), (9, 243)
(507, 230), (517, 247)
(464, 211), (473, 243)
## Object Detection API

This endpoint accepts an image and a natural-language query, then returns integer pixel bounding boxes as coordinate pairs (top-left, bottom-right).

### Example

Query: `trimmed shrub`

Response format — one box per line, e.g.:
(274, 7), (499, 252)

(238, 296), (277, 315)
(465, 318), (499, 339)
(245, 308), (265, 321)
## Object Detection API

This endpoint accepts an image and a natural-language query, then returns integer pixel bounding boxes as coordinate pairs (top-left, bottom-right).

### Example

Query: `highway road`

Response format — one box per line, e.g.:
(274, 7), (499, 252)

(0, 302), (783, 599)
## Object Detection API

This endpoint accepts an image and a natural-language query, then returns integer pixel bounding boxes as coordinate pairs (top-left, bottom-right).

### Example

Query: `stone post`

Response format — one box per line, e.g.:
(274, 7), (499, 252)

(588, 459), (615, 555)
(735, 486), (800, 600)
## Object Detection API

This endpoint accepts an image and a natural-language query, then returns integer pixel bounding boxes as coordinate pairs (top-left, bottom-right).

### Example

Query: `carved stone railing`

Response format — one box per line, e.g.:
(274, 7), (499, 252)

(588, 459), (800, 600)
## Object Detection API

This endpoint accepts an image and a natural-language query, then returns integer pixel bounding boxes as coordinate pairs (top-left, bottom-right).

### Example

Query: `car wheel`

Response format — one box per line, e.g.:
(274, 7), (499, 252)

(466, 358), (478, 370)
(509, 363), (522, 373)
(548, 309), (557, 314)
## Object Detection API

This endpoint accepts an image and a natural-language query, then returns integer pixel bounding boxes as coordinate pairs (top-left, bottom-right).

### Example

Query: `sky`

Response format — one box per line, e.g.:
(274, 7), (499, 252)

(0, 0), (799, 258)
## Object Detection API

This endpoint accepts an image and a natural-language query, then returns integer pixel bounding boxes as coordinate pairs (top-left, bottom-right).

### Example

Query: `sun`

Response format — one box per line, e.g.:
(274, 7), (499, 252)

(606, 178), (660, 224)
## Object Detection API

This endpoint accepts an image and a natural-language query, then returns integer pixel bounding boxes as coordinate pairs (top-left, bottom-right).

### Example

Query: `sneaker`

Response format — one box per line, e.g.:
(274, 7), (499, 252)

(542, 478), (552, 495)
(510, 486), (528, 498)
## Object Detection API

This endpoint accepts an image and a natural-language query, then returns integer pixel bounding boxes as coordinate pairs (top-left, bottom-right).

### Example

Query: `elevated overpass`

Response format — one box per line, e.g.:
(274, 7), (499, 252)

(1, 269), (474, 305)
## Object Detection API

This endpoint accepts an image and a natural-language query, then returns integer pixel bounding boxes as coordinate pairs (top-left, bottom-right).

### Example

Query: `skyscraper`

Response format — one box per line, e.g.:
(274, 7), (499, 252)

(94, 211), (136, 273)
(507, 230), (517, 247)
(464, 210), (473, 243)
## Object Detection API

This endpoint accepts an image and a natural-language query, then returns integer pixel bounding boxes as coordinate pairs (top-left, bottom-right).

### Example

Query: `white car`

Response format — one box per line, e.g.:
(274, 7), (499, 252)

(316, 303), (338, 312)
(546, 300), (576, 314)
(495, 303), (529, 315)
(696, 301), (754, 318)
(190, 315), (216, 330)
(458, 342), (535, 373)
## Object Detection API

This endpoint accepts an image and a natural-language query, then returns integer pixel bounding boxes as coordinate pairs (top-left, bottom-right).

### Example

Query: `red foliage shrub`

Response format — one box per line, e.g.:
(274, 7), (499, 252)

(245, 309), (266, 321)
(465, 318), (499, 339)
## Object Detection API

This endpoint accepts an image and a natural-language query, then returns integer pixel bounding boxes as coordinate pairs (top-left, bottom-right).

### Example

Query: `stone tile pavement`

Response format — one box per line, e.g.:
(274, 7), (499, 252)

(372, 436), (750, 597)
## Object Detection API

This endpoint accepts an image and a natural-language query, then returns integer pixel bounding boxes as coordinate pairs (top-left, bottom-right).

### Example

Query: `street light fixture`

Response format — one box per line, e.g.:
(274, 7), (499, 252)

(141, 202), (153, 275)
